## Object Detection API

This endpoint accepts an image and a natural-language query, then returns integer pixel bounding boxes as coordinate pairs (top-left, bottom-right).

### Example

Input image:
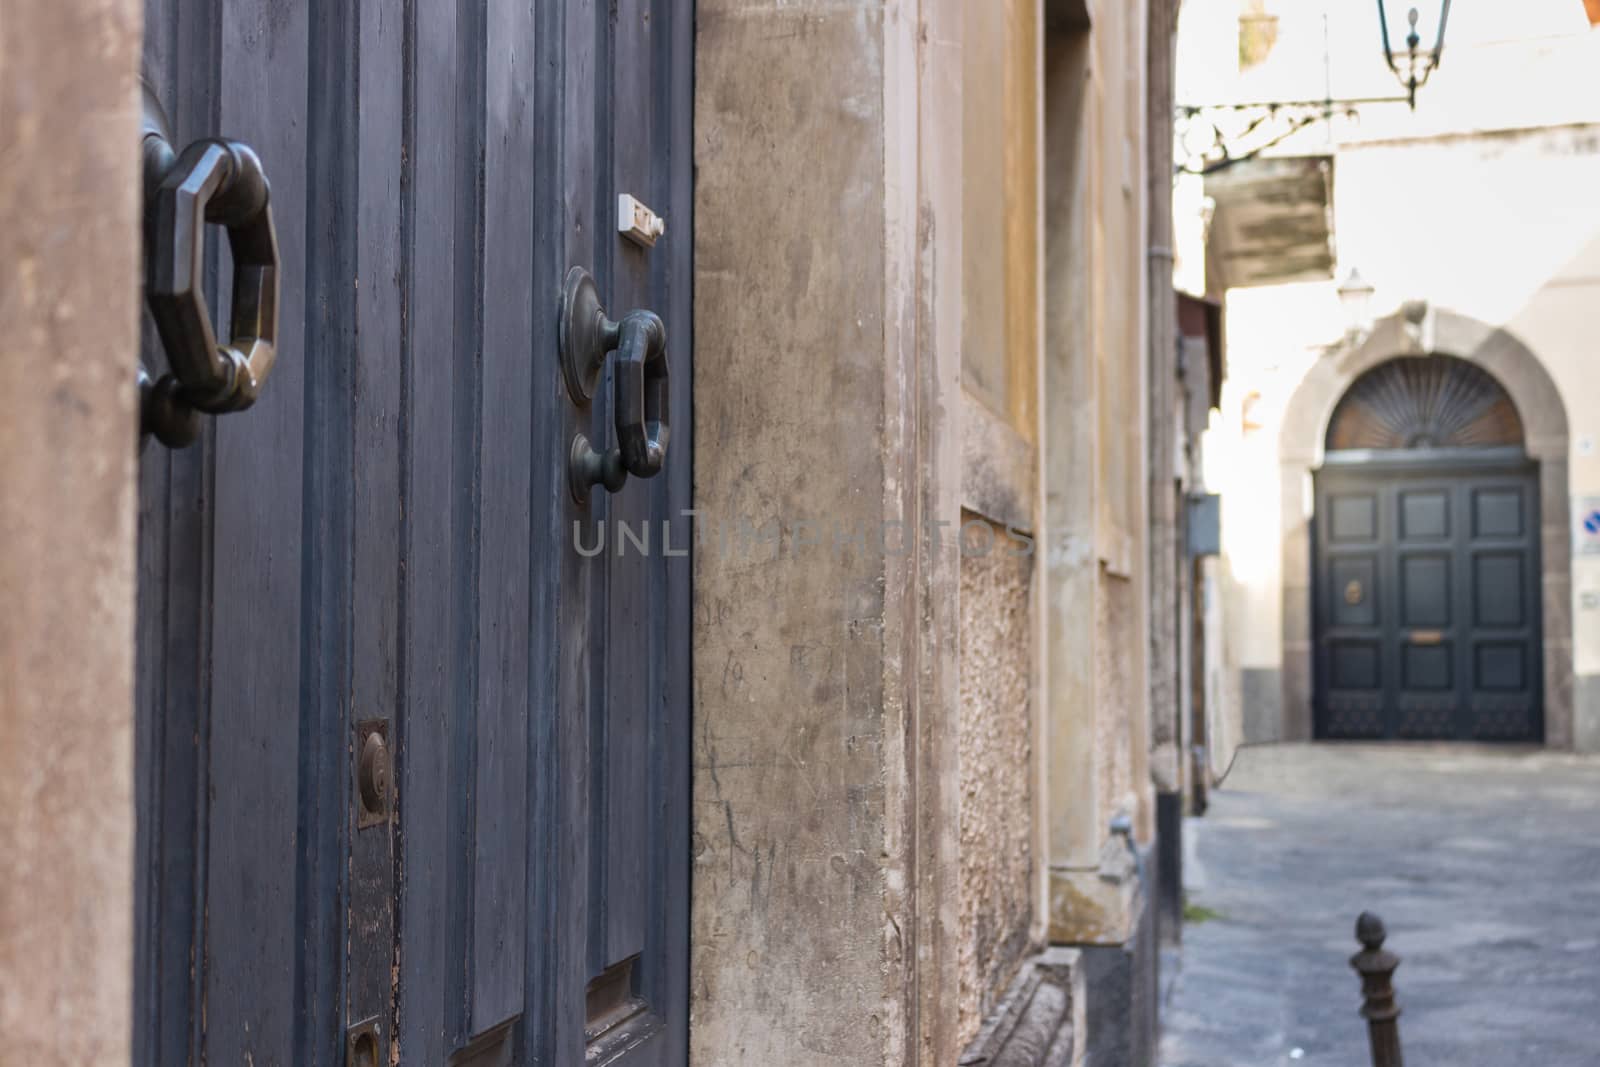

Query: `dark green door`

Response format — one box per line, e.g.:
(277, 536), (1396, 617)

(1314, 457), (1542, 741)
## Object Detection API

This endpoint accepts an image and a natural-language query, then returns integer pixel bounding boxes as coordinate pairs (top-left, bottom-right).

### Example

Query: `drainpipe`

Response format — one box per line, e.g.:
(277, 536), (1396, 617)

(1147, 0), (1181, 794)
(1147, 0), (1185, 953)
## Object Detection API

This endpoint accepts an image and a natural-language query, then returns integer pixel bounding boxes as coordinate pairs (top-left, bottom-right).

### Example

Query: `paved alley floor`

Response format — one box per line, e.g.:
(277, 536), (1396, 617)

(1159, 743), (1600, 1067)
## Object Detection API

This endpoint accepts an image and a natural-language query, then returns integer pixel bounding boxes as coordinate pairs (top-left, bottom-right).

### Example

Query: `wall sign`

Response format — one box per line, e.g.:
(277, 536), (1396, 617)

(1577, 496), (1600, 556)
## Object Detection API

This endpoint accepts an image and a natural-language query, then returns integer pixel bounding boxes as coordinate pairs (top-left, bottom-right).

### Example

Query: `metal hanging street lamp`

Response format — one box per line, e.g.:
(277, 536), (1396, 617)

(1377, 0), (1452, 109)
(1177, 3), (1452, 175)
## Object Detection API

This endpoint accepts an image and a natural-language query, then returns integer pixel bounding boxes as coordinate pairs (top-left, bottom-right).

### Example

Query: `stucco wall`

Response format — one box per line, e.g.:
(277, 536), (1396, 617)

(957, 522), (1037, 1047)
(696, 1), (1170, 1058)
(692, 7), (891, 1060)
(0, 0), (141, 1059)
(954, 0), (1046, 1047)
(692, 1), (965, 1062)
(1041, 0), (1155, 915)
(1094, 572), (1139, 825)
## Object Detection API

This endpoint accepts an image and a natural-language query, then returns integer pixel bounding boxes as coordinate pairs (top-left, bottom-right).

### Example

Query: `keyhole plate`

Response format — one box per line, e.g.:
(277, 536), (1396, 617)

(346, 1018), (383, 1067)
(355, 719), (391, 830)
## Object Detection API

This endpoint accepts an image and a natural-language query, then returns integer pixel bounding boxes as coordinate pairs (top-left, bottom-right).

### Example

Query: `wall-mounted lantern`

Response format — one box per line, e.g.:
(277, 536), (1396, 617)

(1337, 268), (1376, 341)
(1376, 1), (1452, 109)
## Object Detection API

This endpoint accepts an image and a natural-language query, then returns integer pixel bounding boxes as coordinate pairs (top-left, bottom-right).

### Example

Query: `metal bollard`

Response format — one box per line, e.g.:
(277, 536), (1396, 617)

(1350, 912), (1404, 1067)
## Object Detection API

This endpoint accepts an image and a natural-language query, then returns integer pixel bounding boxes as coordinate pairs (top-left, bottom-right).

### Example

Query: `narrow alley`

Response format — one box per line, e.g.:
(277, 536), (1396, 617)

(1161, 745), (1600, 1066)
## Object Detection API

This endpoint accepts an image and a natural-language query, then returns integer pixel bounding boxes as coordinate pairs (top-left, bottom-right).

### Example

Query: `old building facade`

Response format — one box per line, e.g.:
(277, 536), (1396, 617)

(2, 1), (1210, 1064)
(1180, 1), (1600, 753)
(695, 0), (1209, 1061)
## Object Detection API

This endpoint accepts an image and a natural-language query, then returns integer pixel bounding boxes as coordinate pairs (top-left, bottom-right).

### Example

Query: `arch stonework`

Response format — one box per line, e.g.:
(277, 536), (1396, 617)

(1277, 304), (1574, 745)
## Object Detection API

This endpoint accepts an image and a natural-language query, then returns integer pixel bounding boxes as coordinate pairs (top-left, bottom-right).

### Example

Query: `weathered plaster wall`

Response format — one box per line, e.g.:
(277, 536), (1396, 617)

(955, 0), (1046, 1048)
(1094, 573), (1138, 827)
(692, 8), (891, 1059)
(1042, 0), (1156, 950)
(956, 521), (1037, 1048)
(1145, 0), (1183, 795)
(0, 0), (141, 1060)
(692, 1), (964, 1062)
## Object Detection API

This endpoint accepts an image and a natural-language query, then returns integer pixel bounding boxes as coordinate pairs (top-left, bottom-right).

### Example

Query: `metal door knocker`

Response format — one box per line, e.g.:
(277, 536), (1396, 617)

(559, 267), (670, 503)
(139, 78), (280, 448)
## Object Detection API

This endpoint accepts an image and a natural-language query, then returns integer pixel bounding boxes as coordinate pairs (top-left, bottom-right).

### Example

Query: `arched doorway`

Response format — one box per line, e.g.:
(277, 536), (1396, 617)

(1312, 355), (1542, 740)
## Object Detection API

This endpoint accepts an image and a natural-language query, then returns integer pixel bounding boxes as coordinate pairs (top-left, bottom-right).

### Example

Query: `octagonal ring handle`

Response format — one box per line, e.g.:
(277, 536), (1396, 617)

(140, 82), (279, 448)
(560, 268), (670, 502)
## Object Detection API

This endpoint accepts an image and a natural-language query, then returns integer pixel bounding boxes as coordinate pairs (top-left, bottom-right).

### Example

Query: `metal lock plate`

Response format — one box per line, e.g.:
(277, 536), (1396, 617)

(346, 1017), (384, 1067)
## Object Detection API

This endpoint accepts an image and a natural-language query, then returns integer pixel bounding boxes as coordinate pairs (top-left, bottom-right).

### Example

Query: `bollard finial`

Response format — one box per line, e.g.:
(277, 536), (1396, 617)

(1350, 911), (1404, 1067)
(1355, 911), (1387, 951)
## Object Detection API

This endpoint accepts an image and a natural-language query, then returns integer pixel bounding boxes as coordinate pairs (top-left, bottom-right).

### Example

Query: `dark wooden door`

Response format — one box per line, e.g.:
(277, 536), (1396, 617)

(1313, 457), (1542, 742)
(133, 2), (692, 1063)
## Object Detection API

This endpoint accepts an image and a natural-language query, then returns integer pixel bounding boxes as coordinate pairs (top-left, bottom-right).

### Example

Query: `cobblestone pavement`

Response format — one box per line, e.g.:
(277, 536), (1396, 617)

(1159, 743), (1600, 1067)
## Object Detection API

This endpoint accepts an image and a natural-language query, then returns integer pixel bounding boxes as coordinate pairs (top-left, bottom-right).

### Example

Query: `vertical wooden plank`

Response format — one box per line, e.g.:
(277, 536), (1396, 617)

(601, 0), (656, 972)
(525, 0), (561, 1059)
(582, 0), (616, 979)
(204, 0), (311, 1060)
(649, 0), (695, 1053)
(299, 4), (360, 1064)
(132, 8), (171, 1054)
(134, 1), (220, 1060)
(398, 0), (459, 1061)
(1379, 484), (1399, 738)
(1452, 478), (1474, 741)
(300, 0), (360, 1062)
(350, 0), (406, 1043)
(141, 428), (208, 1067)
(529, 0), (599, 1060)
(446, 0), (486, 1049)
(470, 0), (536, 1032)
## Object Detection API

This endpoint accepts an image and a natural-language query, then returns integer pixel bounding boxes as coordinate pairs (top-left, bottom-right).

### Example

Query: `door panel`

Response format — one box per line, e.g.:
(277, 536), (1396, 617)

(1399, 554), (1449, 626)
(1473, 553), (1525, 627)
(1399, 488), (1449, 540)
(1473, 487), (1524, 537)
(1313, 462), (1541, 742)
(133, 1), (692, 1063)
(1318, 485), (1385, 738)
(1329, 492), (1378, 542)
